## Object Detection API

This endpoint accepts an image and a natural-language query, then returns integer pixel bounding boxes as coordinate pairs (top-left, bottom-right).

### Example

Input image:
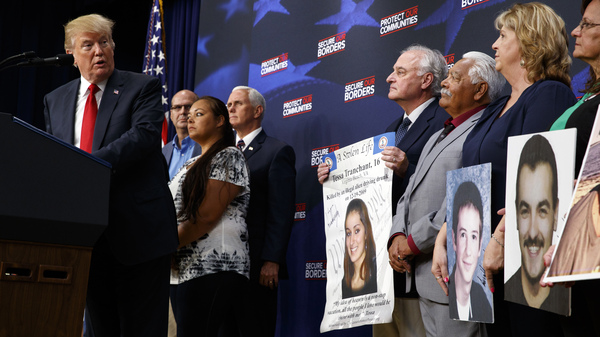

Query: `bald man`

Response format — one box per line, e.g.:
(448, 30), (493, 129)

(162, 89), (202, 179)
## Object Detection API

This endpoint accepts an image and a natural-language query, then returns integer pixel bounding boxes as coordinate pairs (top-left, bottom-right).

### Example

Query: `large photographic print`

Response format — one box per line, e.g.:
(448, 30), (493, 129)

(320, 133), (395, 332)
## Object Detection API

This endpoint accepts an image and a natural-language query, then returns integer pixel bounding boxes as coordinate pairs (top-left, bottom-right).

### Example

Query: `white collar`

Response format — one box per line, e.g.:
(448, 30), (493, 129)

(79, 76), (108, 96)
(236, 127), (262, 151)
(403, 97), (435, 125)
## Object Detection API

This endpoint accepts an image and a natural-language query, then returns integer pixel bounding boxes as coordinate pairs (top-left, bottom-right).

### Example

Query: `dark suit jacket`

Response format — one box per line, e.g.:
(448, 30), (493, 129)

(242, 130), (296, 282)
(385, 98), (448, 296)
(449, 270), (493, 322)
(43, 69), (178, 265)
(162, 136), (202, 166)
(385, 98), (448, 212)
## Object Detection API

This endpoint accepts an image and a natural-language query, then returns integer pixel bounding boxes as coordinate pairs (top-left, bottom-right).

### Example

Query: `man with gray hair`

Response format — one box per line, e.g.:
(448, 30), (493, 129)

(318, 44), (450, 337)
(227, 86), (296, 337)
(389, 51), (504, 335)
(381, 44), (449, 207)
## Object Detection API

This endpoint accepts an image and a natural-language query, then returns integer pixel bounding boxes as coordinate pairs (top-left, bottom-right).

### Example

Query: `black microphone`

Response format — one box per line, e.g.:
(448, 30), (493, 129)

(17, 54), (74, 67)
(0, 51), (37, 68)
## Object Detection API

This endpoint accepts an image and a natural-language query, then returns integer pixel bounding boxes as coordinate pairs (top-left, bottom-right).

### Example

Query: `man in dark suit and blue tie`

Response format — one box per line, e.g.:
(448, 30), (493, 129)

(317, 44), (449, 337)
(227, 86), (296, 337)
(43, 14), (178, 337)
(382, 45), (449, 211)
(378, 45), (449, 337)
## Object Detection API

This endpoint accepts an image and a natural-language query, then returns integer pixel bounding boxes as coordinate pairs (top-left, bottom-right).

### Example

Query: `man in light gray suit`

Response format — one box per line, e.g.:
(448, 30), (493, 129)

(388, 52), (505, 336)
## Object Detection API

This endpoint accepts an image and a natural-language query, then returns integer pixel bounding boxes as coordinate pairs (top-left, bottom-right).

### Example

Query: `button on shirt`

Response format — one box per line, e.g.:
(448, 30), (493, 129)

(168, 135), (197, 180)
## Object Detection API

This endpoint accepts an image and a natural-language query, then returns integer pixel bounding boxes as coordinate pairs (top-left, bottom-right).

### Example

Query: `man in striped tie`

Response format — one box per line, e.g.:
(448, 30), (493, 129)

(318, 44), (449, 337)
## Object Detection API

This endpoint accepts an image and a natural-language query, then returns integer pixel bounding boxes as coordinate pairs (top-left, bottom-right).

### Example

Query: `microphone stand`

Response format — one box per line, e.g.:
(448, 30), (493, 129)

(0, 51), (36, 68)
(0, 51), (37, 73)
(0, 52), (74, 73)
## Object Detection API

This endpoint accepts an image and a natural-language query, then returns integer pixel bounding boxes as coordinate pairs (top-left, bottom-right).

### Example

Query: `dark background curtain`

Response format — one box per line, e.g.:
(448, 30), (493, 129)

(162, 0), (200, 140)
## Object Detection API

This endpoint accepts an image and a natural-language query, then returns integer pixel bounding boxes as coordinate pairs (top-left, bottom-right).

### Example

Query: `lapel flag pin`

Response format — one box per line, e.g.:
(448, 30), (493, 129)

(114, 89), (119, 95)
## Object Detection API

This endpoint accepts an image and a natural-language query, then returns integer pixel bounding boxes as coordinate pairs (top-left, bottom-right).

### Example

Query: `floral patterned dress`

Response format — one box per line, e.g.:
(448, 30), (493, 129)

(169, 146), (250, 283)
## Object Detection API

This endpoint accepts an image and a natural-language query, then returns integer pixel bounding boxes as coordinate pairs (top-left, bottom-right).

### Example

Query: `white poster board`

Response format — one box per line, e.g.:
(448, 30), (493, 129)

(320, 133), (394, 332)
(546, 107), (600, 283)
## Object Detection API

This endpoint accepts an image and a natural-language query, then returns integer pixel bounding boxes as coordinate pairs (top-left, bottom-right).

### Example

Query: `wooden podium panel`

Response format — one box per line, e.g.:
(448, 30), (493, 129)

(0, 113), (109, 336)
(0, 240), (92, 337)
(0, 113), (110, 336)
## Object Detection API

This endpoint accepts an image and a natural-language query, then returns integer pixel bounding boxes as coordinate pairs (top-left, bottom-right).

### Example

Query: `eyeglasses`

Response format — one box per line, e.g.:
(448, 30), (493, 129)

(170, 104), (192, 111)
(578, 19), (600, 31)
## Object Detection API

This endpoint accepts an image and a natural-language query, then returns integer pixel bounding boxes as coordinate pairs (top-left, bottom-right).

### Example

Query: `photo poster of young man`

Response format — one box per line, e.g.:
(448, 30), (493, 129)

(446, 163), (493, 323)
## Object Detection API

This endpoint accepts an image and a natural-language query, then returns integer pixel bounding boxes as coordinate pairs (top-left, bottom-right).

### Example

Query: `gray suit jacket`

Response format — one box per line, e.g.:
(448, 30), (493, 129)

(390, 108), (484, 304)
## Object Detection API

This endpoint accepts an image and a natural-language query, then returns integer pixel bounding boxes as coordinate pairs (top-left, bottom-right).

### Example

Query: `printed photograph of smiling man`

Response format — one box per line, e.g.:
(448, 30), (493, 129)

(504, 130), (575, 316)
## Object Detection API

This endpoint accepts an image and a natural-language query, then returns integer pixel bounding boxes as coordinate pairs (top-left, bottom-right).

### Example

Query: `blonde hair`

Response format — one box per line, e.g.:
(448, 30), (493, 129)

(495, 2), (571, 87)
(64, 14), (115, 51)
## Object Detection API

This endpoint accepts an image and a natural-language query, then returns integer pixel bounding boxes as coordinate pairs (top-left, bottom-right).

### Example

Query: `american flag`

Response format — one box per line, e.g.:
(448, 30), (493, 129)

(143, 0), (169, 145)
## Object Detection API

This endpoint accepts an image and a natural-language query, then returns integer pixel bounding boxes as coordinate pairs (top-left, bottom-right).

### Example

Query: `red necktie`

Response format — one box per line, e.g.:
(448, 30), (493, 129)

(81, 84), (99, 153)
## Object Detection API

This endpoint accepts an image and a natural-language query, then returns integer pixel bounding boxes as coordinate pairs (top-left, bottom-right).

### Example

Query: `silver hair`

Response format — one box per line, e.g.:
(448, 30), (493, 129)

(462, 52), (506, 101)
(401, 44), (448, 97)
(232, 85), (266, 111)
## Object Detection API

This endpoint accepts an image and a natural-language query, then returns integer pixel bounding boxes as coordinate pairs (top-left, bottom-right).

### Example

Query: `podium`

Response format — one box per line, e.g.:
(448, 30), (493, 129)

(0, 113), (110, 337)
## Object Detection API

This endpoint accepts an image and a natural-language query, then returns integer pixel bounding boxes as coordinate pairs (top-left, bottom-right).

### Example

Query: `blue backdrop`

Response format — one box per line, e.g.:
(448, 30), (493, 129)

(190, 1), (584, 336)
(0, 1), (587, 336)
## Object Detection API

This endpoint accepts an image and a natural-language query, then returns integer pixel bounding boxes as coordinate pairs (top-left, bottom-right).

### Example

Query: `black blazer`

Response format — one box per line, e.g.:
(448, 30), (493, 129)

(385, 98), (448, 211)
(449, 270), (493, 323)
(43, 69), (178, 265)
(242, 130), (296, 281)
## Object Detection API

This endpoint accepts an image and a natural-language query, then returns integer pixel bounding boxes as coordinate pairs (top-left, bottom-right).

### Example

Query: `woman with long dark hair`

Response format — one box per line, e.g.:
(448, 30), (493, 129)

(169, 96), (250, 337)
(342, 198), (377, 298)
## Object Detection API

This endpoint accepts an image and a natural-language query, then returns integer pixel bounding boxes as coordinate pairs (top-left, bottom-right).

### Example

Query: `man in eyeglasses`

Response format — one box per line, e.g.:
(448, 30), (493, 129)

(162, 89), (202, 180)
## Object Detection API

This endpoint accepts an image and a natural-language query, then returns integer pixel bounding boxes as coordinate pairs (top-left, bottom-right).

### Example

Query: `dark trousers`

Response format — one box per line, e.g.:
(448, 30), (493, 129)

(487, 273), (565, 337)
(508, 301), (565, 337)
(236, 280), (278, 337)
(560, 281), (600, 336)
(86, 237), (171, 337)
(169, 284), (178, 317)
(486, 274), (511, 337)
(175, 271), (247, 337)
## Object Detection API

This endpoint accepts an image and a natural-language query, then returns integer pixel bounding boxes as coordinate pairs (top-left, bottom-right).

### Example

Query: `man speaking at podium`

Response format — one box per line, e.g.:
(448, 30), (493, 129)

(43, 14), (178, 337)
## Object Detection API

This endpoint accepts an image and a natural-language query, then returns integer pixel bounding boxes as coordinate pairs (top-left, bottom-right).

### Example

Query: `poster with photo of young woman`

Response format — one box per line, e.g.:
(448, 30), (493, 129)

(320, 133), (395, 332)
